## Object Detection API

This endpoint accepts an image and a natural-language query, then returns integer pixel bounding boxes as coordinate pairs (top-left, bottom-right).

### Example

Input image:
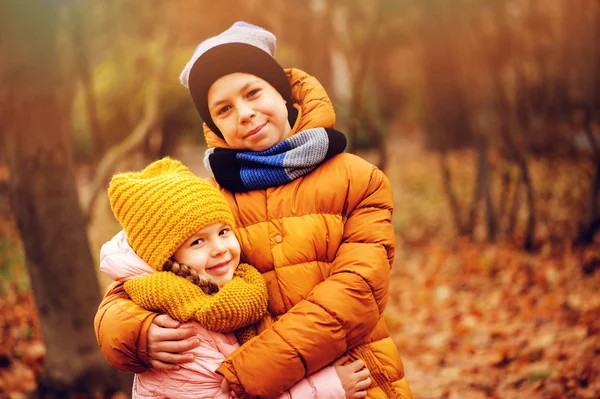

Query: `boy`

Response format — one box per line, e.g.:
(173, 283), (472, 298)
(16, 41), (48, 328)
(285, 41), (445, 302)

(95, 21), (411, 398)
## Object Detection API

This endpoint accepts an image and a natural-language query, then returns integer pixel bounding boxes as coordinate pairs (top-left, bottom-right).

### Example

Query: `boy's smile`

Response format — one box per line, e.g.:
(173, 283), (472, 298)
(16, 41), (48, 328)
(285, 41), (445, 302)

(243, 121), (268, 139)
(208, 72), (292, 151)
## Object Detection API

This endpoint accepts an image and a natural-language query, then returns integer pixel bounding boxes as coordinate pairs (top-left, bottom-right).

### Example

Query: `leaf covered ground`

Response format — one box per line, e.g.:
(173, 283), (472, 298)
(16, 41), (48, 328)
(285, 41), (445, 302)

(388, 240), (600, 399)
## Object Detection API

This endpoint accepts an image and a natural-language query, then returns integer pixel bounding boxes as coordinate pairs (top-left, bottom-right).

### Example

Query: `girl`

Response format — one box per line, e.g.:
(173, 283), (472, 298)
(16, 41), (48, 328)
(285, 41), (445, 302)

(101, 157), (371, 398)
(95, 22), (412, 398)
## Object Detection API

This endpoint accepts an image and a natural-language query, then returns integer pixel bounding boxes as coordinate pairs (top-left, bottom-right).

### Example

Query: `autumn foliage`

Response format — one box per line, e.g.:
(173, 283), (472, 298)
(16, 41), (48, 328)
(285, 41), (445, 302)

(1, 0), (600, 398)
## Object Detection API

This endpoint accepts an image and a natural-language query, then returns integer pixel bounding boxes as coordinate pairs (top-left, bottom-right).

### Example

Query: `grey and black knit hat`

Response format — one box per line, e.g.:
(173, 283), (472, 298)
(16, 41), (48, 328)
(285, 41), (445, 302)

(179, 22), (292, 136)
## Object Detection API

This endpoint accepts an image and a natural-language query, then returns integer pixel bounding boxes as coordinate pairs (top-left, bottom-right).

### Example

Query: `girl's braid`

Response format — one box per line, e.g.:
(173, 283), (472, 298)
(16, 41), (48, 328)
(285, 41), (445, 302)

(163, 258), (220, 294)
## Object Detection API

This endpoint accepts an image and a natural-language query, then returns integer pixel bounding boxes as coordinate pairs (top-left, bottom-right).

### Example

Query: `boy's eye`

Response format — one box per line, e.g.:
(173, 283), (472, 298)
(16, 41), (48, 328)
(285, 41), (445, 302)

(247, 88), (260, 98)
(217, 105), (231, 115)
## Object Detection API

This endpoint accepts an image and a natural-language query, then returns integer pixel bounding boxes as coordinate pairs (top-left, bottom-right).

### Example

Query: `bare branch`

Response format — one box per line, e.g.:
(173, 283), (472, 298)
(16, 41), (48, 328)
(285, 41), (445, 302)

(81, 27), (173, 222)
(68, 3), (103, 162)
(440, 150), (467, 235)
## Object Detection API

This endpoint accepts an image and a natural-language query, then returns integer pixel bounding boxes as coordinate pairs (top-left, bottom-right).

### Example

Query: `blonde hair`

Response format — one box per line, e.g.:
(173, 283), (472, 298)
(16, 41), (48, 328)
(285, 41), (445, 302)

(163, 258), (220, 295)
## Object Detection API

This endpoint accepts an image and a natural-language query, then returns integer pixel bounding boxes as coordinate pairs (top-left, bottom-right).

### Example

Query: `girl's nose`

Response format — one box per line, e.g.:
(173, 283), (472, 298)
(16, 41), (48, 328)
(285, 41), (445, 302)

(210, 239), (227, 256)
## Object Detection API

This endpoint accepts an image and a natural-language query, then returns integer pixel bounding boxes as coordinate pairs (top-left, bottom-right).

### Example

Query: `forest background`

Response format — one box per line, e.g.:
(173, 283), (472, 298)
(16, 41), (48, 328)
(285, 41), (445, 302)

(0, 0), (599, 398)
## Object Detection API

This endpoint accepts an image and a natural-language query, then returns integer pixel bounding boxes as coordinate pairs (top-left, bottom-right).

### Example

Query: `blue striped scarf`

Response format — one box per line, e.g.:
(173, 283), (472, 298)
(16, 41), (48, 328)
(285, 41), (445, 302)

(204, 128), (346, 193)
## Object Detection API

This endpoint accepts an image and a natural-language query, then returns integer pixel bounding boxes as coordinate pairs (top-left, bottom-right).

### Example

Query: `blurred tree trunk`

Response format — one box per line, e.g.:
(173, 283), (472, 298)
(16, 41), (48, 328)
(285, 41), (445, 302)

(346, 15), (379, 154)
(440, 151), (468, 235)
(507, 178), (522, 236)
(157, 112), (184, 158)
(421, 0), (475, 238)
(575, 111), (600, 244)
(499, 112), (537, 250)
(364, 113), (388, 171)
(511, 71), (538, 251)
(467, 135), (498, 241)
(466, 136), (485, 237)
(574, 3), (600, 245)
(498, 164), (512, 223)
(305, 0), (333, 92)
(419, 0), (473, 151)
(486, 1), (537, 249)
(0, 1), (131, 397)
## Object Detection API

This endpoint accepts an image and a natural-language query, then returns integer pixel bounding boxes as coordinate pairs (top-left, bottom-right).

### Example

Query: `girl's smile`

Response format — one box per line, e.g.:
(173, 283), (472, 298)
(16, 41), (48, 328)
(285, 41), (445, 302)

(206, 259), (231, 275)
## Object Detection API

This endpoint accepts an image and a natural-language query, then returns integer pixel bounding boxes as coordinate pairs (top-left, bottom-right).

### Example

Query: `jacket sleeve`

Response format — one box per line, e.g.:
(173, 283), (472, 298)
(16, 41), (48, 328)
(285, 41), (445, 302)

(218, 160), (394, 398)
(94, 281), (157, 373)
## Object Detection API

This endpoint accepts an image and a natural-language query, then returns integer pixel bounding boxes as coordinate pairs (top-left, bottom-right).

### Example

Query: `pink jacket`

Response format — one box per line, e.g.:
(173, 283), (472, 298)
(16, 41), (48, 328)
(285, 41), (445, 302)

(100, 231), (345, 399)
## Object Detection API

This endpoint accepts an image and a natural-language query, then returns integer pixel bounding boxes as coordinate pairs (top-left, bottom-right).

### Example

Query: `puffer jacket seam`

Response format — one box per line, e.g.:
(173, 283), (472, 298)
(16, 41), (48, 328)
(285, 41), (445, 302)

(288, 70), (333, 106)
(338, 269), (378, 302)
(289, 72), (309, 88)
(268, 260), (330, 270)
(134, 310), (155, 370)
(235, 212), (342, 230)
(97, 295), (152, 346)
(309, 269), (378, 334)
(302, 97), (332, 107)
(272, 325), (309, 376)
(356, 166), (393, 214)
(351, 242), (391, 312)
(266, 188), (289, 315)
(95, 302), (108, 346)
(358, 203), (393, 212)
(305, 298), (348, 343)
(111, 299), (156, 369)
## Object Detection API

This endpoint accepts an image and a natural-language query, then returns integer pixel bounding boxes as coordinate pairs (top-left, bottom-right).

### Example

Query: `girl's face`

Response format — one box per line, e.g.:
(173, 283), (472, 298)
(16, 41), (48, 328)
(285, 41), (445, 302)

(208, 72), (292, 151)
(173, 222), (240, 287)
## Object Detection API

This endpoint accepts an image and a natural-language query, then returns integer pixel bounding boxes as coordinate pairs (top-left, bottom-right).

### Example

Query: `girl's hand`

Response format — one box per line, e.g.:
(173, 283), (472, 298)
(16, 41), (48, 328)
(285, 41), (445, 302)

(333, 356), (371, 399)
(146, 314), (200, 370)
(221, 379), (238, 398)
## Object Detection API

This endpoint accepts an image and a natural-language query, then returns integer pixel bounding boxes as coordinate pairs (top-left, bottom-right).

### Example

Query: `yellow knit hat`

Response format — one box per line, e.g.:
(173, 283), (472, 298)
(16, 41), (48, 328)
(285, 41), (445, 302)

(108, 157), (235, 271)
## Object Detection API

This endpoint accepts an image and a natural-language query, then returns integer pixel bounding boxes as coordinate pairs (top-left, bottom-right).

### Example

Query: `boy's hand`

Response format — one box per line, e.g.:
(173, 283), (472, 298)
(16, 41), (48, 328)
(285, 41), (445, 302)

(333, 356), (371, 399)
(146, 314), (200, 370)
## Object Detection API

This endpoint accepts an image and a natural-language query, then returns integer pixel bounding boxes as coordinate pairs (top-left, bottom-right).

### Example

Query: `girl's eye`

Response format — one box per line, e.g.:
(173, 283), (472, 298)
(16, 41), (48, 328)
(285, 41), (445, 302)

(190, 238), (204, 246)
(219, 227), (230, 236)
(217, 105), (231, 115)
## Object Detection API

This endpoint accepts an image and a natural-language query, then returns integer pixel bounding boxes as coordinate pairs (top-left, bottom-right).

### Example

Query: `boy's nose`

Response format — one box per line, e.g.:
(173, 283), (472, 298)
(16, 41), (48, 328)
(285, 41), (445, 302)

(237, 104), (255, 123)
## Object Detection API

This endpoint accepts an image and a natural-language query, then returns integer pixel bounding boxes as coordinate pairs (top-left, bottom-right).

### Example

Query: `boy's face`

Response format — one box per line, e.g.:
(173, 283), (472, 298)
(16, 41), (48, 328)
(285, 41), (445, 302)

(208, 72), (291, 151)
(173, 222), (240, 288)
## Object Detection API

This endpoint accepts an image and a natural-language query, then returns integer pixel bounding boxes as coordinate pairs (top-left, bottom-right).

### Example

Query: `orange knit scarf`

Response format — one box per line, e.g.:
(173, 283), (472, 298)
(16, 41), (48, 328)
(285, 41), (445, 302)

(123, 263), (268, 342)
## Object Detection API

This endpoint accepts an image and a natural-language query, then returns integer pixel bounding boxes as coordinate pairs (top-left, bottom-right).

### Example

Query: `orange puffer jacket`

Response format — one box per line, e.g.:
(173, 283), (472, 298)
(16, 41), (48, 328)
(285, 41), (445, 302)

(94, 68), (411, 399)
